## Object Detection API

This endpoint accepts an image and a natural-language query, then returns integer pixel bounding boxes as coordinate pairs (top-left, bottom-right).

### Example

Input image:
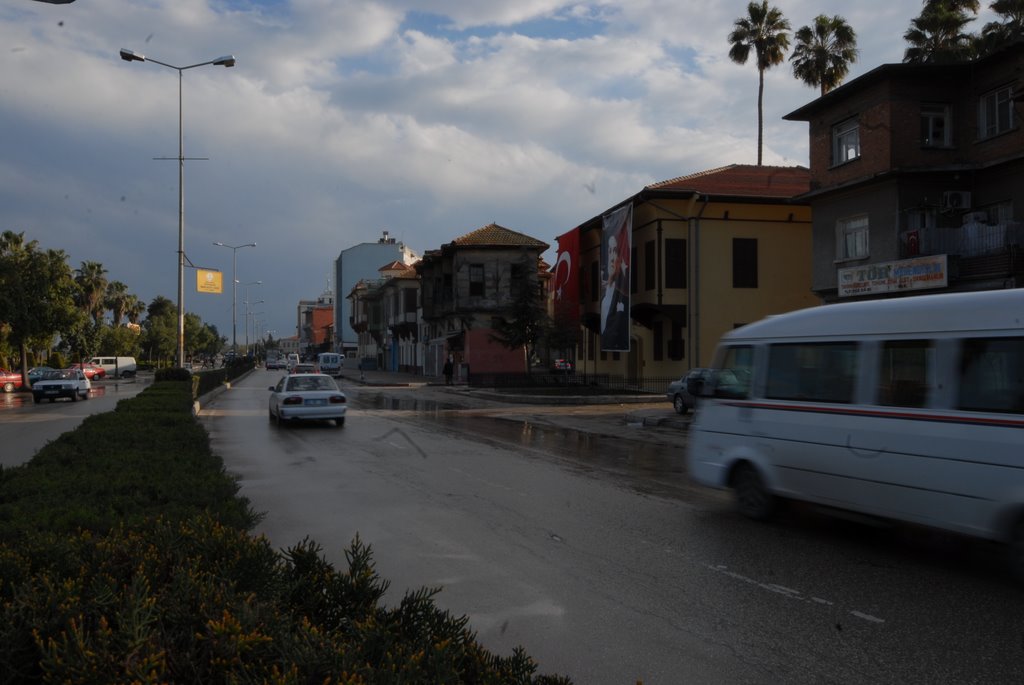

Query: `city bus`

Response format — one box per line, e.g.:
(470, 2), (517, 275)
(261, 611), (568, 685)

(687, 288), (1024, 574)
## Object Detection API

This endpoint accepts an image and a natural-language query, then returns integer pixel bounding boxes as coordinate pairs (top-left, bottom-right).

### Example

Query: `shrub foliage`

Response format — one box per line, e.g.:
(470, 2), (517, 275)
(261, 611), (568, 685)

(0, 380), (570, 683)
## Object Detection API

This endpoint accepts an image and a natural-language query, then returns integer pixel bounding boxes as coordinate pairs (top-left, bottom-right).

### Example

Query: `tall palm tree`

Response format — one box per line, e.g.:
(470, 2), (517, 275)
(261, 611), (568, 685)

(124, 294), (146, 326)
(104, 280), (130, 326)
(74, 261), (108, 325)
(903, 0), (980, 63)
(728, 0), (791, 166)
(978, 0), (1024, 55)
(790, 15), (858, 96)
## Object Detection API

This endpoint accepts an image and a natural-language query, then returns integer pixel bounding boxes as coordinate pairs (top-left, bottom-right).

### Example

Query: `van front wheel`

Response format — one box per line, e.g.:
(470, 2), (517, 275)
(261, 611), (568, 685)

(734, 463), (776, 521)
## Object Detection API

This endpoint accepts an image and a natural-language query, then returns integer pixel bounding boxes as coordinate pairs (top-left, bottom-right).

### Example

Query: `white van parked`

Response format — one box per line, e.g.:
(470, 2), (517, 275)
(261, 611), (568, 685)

(88, 356), (137, 378)
(687, 289), (1024, 574)
(316, 352), (344, 377)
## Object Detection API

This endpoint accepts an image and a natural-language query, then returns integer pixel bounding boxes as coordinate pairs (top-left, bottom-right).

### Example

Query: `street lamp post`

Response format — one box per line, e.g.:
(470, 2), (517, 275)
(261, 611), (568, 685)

(120, 48), (236, 368)
(212, 241), (256, 355)
(246, 302), (265, 350)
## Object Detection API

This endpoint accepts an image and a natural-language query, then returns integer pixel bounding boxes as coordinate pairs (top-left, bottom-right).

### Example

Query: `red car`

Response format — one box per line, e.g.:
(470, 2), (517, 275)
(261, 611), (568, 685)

(70, 364), (106, 381)
(1, 369), (24, 393)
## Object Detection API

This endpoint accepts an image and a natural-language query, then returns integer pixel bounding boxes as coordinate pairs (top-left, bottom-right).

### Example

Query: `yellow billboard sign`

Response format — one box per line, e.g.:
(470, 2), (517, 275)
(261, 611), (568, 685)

(196, 269), (223, 294)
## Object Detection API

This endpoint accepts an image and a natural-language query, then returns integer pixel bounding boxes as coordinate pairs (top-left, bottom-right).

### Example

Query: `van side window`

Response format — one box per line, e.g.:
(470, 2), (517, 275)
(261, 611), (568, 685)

(713, 345), (754, 399)
(878, 340), (933, 408)
(958, 337), (1024, 414)
(766, 342), (857, 403)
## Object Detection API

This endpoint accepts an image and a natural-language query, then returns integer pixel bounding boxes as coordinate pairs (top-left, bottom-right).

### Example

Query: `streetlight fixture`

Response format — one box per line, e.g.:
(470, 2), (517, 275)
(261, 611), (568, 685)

(246, 302), (265, 350)
(212, 241), (256, 355)
(120, 47), (236, 368)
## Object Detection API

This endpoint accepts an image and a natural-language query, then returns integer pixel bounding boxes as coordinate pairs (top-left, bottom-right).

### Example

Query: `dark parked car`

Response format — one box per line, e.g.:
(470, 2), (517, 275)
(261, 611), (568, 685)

(666, 368), (711, 415)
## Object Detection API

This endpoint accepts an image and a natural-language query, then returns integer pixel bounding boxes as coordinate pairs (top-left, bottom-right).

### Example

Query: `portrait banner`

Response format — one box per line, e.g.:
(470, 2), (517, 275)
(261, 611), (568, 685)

(600, 205), (631, 352)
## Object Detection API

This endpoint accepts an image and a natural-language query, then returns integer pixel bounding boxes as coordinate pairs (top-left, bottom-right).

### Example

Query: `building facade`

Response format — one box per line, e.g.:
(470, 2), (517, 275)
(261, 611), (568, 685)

(417, 224), (550, 377)
(333, 230), (419, 357)
(784, 41), (1024, 302)
(558, 165), (818, 375)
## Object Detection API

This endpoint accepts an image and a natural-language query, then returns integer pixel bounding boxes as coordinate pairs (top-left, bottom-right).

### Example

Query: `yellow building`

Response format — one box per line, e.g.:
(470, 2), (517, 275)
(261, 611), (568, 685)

(561, 165), (819, 378)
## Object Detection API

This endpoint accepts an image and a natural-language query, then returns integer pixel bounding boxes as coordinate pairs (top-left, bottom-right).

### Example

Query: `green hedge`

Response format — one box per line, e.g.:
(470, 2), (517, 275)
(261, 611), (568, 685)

(0, 381), (570, 683)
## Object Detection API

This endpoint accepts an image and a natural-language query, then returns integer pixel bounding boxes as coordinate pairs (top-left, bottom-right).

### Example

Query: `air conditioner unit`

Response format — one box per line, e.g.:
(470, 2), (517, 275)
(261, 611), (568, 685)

(942, 190), (971, 211)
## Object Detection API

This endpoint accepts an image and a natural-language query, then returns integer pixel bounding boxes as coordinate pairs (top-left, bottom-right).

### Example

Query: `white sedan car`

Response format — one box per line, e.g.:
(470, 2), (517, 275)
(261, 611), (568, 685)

(268, 373), (347, 427)
(32, 368), (91, 403)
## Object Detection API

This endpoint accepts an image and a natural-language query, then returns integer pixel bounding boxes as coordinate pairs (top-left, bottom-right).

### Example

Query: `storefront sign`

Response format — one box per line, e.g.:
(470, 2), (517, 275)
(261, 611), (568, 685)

(838, 255), (947, 297)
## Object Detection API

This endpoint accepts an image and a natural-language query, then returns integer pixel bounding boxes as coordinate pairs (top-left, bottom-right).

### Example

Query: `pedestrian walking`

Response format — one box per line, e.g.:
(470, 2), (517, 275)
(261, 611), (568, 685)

(443, 357), (454, 386)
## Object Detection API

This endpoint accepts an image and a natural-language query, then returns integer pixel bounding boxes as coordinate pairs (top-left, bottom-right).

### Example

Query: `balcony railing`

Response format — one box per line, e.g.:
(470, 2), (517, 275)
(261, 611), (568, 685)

(901, 221), (1023, 259)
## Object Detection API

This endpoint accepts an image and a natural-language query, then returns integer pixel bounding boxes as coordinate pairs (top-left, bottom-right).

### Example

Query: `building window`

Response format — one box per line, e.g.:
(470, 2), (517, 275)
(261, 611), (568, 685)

(645, 240), (656, 291)
(509, 264), (524, 298)
(732, 238), (758, 288)
(979, 86), (1013, 139)
(921, 103), (951, 147)
(469, 264), (484, 297)
(836, 215), (869, 261)
(403, 287), (417, 314)
(665, 238), (687, 289)
(832, 117), (860, 165)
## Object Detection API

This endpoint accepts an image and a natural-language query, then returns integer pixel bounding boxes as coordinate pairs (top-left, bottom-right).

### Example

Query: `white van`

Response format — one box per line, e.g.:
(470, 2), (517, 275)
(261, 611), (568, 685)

(285, 354), (300, 372)
(316, 352), (344, 377)
(687, 289), (1024, 573)
(88, 356), (137, 378)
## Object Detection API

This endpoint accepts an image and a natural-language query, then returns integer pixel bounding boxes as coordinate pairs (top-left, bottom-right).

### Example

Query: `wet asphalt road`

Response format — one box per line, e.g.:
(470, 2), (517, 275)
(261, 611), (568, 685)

(201, 371), (1024, 685)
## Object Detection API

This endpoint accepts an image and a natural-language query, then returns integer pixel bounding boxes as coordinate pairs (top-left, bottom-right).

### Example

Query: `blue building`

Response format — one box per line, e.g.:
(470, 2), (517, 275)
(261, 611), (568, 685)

(333, 230), (419, 357)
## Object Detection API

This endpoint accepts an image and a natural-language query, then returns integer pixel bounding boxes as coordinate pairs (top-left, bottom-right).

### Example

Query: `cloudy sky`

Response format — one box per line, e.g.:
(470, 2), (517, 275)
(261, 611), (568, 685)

(1, 1), (997, 343)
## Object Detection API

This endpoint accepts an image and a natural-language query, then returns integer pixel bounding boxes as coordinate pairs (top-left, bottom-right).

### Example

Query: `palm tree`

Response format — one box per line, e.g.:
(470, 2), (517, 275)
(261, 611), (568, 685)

(104, 280), (130, 326)
(790, 15), (858, 96)
(903, 0), (980, 63)
(978, 0), (1024, 55)
(74, 261), (108, 325)
(728, 1), (791, 166)
(124, 294), (146, 326)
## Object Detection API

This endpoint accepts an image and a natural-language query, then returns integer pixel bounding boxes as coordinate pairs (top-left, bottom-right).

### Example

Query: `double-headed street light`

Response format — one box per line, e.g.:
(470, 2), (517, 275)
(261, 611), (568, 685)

(213, 241), (256, 355)
(120, 48), (236, 368)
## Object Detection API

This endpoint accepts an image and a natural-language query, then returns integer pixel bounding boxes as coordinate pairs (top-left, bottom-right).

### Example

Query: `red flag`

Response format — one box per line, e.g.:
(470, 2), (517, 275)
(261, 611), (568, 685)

(553, 227), (579, 325)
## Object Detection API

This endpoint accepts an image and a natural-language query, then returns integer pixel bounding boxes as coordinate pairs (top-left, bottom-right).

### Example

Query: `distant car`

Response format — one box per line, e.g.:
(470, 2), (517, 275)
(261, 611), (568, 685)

(552, 359), (574, 371)
(268, 373), (347, 427)
(0, 369), (24, 393)
(71, 364), (106, 380)
(32, 368), (91, 403)
(28, 367), (56, 385)
(666, 368), (711, 415)
(266, 356), (286, 370)
(290, 362), (317, 374)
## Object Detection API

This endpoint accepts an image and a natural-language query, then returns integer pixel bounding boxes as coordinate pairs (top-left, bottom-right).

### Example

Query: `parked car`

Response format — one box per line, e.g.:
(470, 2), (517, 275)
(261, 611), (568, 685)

(666, 367), (711, 415)
(552, 359), (574, 371)
(71, 364), (106, 380)
(32, 368), (91, 403)
(1, 369), (24, 393)
(268, 373), (347, 427)
(27, 366), (55, 385)
(88, 356), (137, 378)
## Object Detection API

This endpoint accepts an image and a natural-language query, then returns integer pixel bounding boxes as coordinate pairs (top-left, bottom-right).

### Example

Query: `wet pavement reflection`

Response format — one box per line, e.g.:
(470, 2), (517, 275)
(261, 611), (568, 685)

(353, 394), (688, 500)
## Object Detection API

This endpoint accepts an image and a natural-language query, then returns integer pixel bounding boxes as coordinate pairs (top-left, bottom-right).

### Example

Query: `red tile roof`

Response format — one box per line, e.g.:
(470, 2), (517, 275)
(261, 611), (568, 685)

(450, 223), (549, 249)
(647, 164), (810, 198)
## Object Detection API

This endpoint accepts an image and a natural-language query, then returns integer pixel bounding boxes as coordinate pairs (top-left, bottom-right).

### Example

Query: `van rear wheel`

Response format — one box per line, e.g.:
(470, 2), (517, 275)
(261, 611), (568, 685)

(734, 463), (776, 521)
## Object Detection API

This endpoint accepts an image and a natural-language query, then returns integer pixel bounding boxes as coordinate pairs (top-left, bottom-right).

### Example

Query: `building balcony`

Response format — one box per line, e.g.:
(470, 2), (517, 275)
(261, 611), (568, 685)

(900, 221), (1024, 280)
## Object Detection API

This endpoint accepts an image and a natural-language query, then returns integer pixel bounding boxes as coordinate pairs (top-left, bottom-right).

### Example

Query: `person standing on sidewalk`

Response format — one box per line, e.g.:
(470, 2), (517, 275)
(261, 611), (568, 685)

(443, 357), (454, 385)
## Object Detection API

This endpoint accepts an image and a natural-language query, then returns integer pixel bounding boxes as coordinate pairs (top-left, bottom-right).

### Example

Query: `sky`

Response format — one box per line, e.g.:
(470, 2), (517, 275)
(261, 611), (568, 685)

(1, 0), (998, 344)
